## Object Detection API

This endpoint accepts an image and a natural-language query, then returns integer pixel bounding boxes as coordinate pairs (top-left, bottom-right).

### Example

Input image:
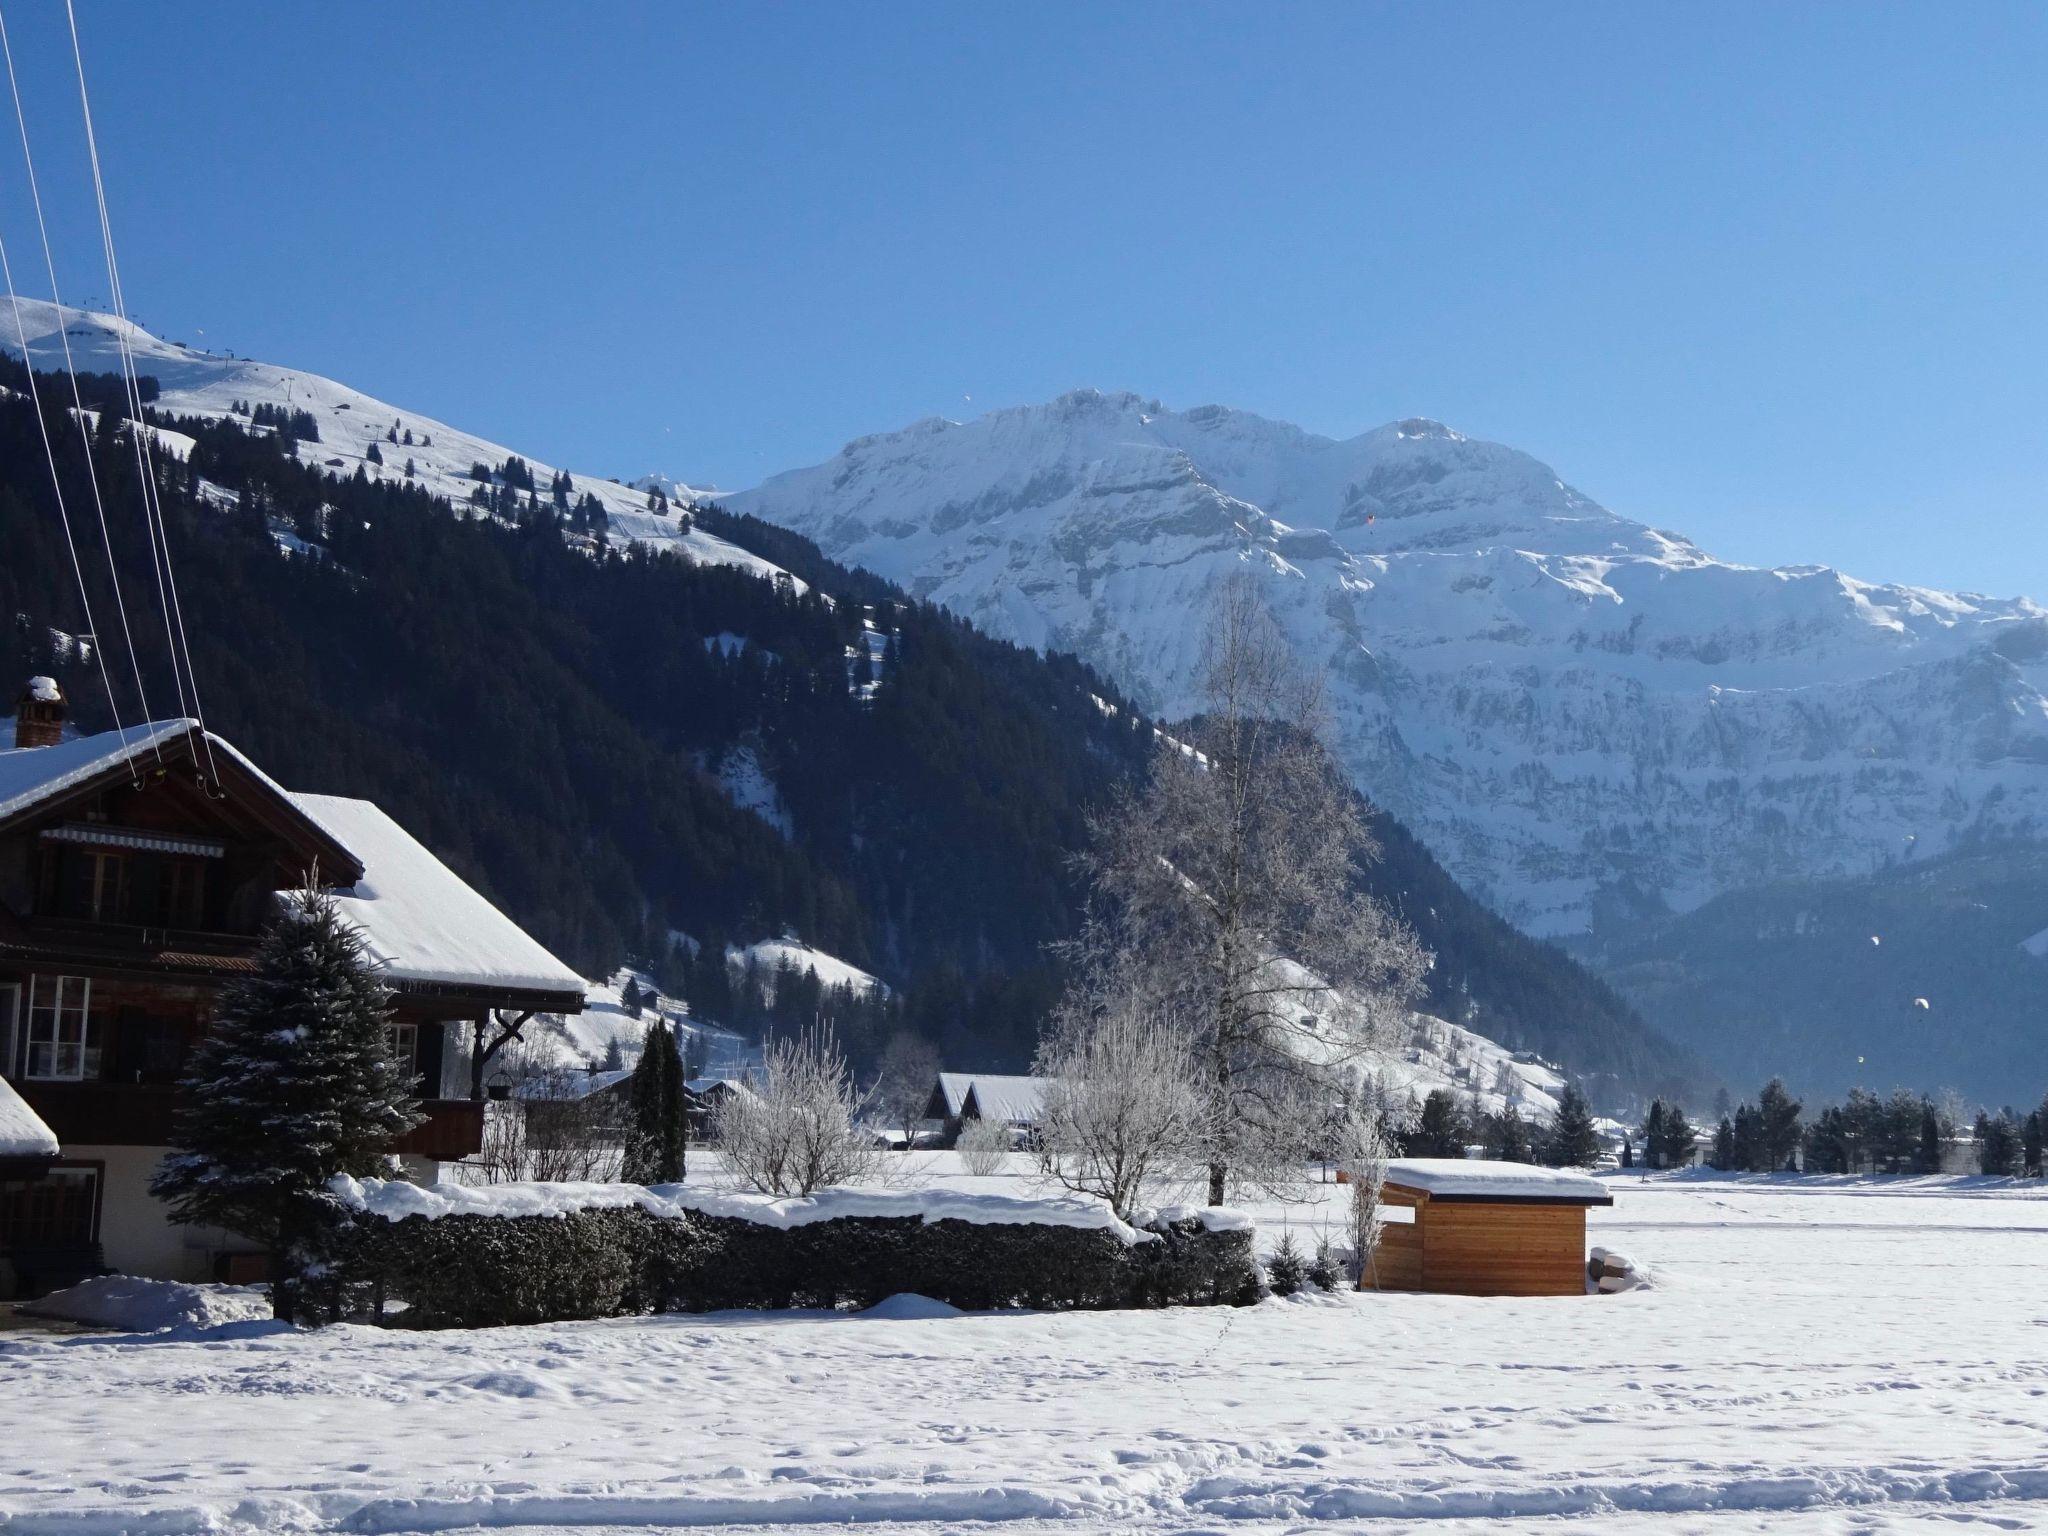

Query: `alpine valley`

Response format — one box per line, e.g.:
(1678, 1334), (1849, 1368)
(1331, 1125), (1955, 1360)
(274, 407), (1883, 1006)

(0, 303), (1691, 1109)
(6, 305), (2040, 1099)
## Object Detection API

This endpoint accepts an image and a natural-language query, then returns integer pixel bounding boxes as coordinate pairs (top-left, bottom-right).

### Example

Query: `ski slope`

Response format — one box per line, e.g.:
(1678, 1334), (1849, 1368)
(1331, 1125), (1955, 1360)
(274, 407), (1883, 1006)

(3, 1168), (2045, 1534)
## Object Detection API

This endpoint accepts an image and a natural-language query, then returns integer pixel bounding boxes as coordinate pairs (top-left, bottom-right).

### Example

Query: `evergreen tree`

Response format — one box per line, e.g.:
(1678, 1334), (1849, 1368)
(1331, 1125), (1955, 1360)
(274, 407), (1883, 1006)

(1658, 1104), (1697, 1169)
(1641, 1101), (1668, 1168)
(1917, 1100), (1943, 1174)
(150, 887), (421, 1321)
(623, 1021), (687, 1183)
(1757, 1078), (1803, 1171)
(622, 976), (644, 1018)
(1619, 1133), (1633, 1169)
(1711, 1116), (1736, 1170)
(1485, 1103), (1534, 1163)
(1542, 1082), (1601, 1167)
(366, 441), (383, 466)
(1405, 1088), (1467, 1157)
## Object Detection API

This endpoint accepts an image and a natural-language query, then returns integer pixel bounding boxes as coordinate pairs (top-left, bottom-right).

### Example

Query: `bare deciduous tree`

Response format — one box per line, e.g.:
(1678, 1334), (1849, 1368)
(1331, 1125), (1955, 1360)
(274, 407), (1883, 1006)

(1034, 1000), (1209, 1218)
(478, 1057), (628, 1184)
(956, 1114), (1016, 1177)
(1061, 576), (1429, 1204)
(1338, 1104), (1393, 1288)
(713, 1028), (883, 1195)
(870, 1030), (942, 1150)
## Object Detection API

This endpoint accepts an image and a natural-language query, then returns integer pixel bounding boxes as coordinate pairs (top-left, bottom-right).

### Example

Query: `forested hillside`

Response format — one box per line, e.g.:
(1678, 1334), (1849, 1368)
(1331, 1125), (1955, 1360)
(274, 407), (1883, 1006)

(0, 366), (1703, 1099)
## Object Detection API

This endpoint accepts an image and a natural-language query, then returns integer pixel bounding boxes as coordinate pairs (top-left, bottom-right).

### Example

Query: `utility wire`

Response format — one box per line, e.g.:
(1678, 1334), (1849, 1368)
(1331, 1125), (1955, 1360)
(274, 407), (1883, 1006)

(0, 0), (155, 754)
(63, 0), (217, 786)
(0, 229), (128, 756)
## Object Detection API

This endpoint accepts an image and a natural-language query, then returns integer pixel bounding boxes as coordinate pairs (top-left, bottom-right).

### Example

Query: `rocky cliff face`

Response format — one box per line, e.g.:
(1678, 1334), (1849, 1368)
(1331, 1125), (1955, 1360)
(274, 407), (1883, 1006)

(731, 389), (2048, 940)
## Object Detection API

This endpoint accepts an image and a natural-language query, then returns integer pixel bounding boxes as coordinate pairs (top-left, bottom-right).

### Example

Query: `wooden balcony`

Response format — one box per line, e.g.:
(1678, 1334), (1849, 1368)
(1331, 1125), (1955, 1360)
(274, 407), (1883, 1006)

(392, 1100), (486, 1161)
(12, 1080), (484, 1161)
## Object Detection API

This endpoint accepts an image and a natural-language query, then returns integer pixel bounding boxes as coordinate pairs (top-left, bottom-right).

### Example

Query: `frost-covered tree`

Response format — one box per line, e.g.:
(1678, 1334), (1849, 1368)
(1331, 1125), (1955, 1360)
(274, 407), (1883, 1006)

(956, 1115), (1015, 1177)
(1337, 1102), (1393, 1287)
(151, 886), (421, 1322)
(713, 1027), (880, 1195)
(870, 1030), (941, 1149)
(623, 1020), (686, 1184)
(1035, 1000), (1209, 1218)
(1061, 577), (1427, 1205)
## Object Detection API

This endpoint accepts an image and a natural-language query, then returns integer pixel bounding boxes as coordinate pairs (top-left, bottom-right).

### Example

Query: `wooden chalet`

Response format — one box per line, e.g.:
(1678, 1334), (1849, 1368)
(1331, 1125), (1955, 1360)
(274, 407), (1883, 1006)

(0, 679), (585, 1296)
(1367, 1158), (1614, 1297)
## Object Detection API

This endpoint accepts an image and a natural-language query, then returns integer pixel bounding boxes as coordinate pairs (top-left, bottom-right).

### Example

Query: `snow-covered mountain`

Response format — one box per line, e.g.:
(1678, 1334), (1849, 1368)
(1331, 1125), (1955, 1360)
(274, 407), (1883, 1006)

(0, 299), (793, 588)
(729, 389), (2048, 939)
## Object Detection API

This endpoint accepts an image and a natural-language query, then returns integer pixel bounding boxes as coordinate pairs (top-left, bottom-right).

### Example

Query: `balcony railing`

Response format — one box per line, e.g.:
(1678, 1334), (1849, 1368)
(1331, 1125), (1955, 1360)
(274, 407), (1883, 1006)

(12, 1080), (484, 1161)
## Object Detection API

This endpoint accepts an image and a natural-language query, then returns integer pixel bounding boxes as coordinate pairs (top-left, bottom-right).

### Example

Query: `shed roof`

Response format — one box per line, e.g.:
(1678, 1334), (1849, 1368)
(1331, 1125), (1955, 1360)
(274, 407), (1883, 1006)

(1384, 1158), (1613, 1205)
(288, 793), (585, 1005)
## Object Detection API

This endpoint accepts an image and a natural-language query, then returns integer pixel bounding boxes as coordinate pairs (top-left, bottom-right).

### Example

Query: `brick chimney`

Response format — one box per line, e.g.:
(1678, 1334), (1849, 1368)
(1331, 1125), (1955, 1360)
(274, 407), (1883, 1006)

(15, 676), (66, 749)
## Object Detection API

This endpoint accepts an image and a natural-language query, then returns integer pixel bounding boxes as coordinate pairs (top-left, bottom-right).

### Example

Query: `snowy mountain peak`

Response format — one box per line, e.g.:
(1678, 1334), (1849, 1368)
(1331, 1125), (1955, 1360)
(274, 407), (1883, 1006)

(730, 391), (2048, 937)
(0, 297), (793, 589)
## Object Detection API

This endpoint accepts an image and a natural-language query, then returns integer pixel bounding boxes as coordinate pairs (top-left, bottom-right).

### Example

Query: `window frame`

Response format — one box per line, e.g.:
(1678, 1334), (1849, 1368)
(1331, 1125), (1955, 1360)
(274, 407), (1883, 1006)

(24, 975), (99, 1082)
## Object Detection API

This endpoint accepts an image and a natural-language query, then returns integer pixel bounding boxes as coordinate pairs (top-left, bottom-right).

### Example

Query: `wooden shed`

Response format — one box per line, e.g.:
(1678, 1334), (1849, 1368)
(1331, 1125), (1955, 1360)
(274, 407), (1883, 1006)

(1366, 1158), (1613, 1296)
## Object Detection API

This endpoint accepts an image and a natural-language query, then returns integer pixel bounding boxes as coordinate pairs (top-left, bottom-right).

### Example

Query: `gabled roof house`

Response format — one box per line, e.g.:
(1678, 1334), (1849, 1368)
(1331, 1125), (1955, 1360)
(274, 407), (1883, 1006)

(0, 679), (584, 1297)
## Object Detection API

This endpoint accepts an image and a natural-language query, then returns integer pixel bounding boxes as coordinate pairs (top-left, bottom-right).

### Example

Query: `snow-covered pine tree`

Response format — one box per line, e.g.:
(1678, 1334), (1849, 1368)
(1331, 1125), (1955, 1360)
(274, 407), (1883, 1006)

(623, 1020), (686, 1183)
(150, 885), (421, 1322)
(1542, 1082), (1601, 1168)
(1485, 1103), (1534, 1163)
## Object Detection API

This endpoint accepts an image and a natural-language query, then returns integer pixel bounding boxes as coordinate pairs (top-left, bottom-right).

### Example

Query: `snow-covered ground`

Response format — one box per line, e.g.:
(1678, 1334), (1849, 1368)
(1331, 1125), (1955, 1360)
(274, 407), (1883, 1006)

(5, 1165), (2047, 1533)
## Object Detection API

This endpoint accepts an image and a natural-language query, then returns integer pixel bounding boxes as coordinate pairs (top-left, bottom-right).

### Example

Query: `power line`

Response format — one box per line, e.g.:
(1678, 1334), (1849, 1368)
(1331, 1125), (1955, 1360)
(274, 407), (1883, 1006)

(0, 234), (128, 757)
(0, 0), (156, 752)
(63, 0), (217, 786)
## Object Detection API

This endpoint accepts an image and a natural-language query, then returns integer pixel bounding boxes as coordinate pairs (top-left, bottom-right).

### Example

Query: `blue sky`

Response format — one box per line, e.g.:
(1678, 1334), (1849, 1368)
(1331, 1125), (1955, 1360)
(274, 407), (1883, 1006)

(3, 3), (2045, 597)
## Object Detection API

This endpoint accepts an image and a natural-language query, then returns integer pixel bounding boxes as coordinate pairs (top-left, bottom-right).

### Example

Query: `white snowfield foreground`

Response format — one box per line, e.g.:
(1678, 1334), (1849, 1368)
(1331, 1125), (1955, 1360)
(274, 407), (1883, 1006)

(5, 1170), (2048, 1535)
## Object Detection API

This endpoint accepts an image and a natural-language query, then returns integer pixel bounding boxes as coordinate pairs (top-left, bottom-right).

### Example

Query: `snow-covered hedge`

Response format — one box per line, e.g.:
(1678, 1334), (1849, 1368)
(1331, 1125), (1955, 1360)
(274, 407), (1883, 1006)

(307, 1177), (1260, 1328)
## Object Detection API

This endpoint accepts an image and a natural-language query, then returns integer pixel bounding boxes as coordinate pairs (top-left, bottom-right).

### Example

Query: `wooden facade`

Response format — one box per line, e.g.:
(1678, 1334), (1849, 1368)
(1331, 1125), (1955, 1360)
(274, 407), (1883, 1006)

(0, 696), (581, 1292)
(1365, 1166), (1613, 1297)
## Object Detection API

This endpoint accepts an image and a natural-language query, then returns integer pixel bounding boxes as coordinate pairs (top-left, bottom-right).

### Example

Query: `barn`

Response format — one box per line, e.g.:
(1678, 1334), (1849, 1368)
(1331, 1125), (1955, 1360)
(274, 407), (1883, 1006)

(1368, 1158), (1613, 1296)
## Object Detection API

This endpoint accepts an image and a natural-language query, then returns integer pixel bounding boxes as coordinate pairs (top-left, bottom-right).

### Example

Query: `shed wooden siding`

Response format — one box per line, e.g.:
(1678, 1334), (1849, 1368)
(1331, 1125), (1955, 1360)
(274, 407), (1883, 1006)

(1414, 1201), (1589, 1296)
(1369, 1180), (1600, 1297)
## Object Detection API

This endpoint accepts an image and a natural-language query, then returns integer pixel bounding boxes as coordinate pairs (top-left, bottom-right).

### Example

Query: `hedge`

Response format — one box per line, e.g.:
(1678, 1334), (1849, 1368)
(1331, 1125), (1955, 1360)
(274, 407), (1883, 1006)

(303, 1200), (1259, 1328)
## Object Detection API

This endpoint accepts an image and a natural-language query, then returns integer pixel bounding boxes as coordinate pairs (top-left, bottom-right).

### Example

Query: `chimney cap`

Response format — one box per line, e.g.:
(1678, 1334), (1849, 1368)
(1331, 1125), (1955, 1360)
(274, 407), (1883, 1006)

(23, 676), (62, 705)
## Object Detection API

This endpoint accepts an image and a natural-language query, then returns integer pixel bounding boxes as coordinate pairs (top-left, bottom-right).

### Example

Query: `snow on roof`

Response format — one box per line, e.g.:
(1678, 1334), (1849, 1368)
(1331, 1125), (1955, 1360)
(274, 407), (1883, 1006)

(0, 719), (195, 824)
(963, 1074), (1047, 1125)
(1384, 1158), (1613, 1204)
(0, 720), (341, 856)
(512, 1068), (633, 1101)
(288, 793), (584, 1000)
(25, 676), (60, 703)
(931, 1071), (976, 1118)
(0, 1075), (59, 1158)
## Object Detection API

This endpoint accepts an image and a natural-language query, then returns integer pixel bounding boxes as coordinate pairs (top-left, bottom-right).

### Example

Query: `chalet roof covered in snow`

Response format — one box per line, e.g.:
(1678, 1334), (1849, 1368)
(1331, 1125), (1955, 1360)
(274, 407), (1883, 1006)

(0, 1075), (59, 1159)
(927, 1072), (1048, 1125)
(962, 1074), (1047, 1126)
(1384, 1158), (1614, 1205)
(0, 719), (364, 878)
(288, 793), (585, 1005)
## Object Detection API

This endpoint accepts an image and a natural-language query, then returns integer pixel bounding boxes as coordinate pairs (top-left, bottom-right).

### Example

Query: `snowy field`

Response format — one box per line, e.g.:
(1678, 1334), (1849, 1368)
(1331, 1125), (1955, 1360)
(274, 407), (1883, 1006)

(5, 1163), (2048, 1535)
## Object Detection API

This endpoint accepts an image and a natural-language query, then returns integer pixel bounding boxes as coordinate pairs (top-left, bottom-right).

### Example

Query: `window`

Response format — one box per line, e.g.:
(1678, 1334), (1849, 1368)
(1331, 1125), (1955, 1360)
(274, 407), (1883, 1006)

(54, 850), (129, 923)
(384, 1021), (419, 1079)
(24, 976), (101, 1081)
(0, 1166), (99, 1248)
(159, 859), (208, 929)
